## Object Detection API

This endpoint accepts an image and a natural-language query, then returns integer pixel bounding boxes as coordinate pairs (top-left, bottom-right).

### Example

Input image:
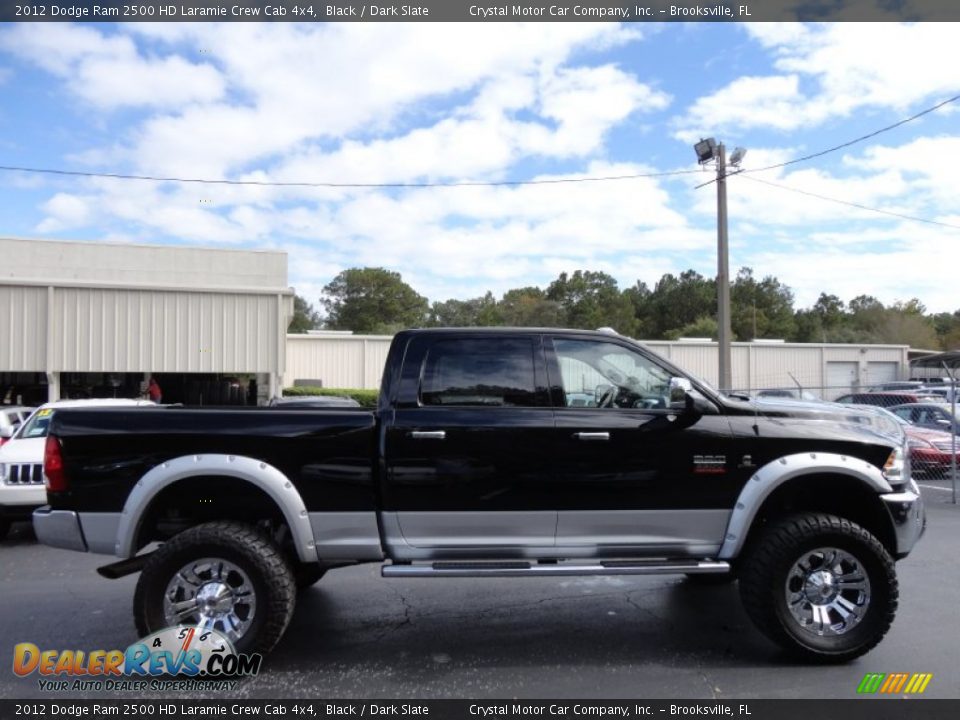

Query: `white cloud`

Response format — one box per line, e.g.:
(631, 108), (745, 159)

(846, 135), (960, 213)
(116, 25), (661, 182)
(0, 24), (224, 110)
(747, 222), (960, 312)
(36, 193), (91, 233)
(676, 23), (960, 139)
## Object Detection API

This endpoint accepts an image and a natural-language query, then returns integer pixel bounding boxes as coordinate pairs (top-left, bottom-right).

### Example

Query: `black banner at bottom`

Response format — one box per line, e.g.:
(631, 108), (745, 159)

(1, 700), (958, 720)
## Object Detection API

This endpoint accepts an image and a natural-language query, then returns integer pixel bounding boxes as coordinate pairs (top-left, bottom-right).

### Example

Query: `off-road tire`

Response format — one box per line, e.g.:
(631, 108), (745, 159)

(134, 521), (296, 654)
(739, 513), (897, 663)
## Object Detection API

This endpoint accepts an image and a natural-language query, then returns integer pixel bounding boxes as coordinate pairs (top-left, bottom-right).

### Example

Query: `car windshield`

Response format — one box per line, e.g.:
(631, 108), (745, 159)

(16, 407), (54, 439)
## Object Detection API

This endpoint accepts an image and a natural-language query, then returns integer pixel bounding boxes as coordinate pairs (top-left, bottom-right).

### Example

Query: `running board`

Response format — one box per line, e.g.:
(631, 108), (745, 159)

(381, 559), (730, 578)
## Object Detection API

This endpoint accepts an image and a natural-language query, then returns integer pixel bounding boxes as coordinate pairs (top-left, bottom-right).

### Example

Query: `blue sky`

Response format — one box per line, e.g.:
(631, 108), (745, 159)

(1, 22), (958, 312)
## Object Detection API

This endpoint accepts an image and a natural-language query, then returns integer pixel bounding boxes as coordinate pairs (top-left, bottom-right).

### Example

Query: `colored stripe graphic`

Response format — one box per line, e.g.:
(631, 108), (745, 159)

(857, 673), (885, 694)
(858, 673), (932, 694)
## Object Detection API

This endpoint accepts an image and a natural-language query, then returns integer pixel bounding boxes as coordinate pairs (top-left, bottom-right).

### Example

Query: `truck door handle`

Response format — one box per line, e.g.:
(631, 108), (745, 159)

(574, 432), (610, 441)
(409, 431), (446, 440)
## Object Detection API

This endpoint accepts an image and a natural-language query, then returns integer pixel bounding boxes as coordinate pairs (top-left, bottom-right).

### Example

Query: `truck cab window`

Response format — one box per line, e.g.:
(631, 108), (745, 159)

(420, 337), (539, 407)
(552, 338), (673, 409)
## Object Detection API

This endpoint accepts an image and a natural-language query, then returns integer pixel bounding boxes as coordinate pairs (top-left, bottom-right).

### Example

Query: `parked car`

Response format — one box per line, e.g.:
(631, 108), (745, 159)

(889, 403), (960, 434)
(268, 395), (361, 408)
(868, 381), (930, 392)
(0, 405), (34, 448)
(34, 328), (924, 663)
(834, 391), (941, 407)
(0, 398), (154, 540)
(852, 405), (958, 477)
(913, 386), (960, 403)
(753, 388), (821, 401)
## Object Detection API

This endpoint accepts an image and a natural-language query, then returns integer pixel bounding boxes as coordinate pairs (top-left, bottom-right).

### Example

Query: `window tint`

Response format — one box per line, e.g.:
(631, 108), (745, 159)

(18, 407), (53, 439)
(552, 338), (673, 409)
(421, 337), (539, 407)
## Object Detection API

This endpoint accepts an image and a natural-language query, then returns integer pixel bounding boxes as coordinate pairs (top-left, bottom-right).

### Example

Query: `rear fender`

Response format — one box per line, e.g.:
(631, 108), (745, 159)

(115, 454), (316, 562)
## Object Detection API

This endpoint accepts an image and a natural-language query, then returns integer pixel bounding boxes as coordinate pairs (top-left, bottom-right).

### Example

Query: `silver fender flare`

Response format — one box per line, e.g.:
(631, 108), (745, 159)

(718, 452), (893, 560)
(115, 454), (316, 563)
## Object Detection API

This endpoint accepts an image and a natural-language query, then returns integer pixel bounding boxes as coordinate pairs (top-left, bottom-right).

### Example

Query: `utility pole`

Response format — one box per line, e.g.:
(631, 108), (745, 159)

(694, 138), (744, 394)
(716, 143), (732, 393)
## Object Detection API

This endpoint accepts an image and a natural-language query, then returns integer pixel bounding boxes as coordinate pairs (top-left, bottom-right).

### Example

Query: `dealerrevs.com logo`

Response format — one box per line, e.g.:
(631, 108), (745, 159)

(13, 626), (262, 692)
(857, 672), (933, 695)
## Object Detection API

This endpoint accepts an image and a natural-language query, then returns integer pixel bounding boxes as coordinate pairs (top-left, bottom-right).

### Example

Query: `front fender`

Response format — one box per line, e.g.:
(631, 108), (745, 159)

(718, 452), (892, 560)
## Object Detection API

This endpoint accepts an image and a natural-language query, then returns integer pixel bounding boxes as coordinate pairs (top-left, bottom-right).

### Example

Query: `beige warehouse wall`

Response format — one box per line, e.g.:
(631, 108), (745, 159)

(0, 285), (47, 371)
(284, 335), (909, 395)
(0, 237), (287, 291)
(0, 238), (293, 379)
(52, 288), (286, 373)
(285, 335), (393, 390)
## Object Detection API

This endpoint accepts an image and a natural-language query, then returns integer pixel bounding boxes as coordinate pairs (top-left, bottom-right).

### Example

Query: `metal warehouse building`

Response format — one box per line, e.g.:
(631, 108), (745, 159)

(285, 334), (910, 400)
(1, 238), (293, 405)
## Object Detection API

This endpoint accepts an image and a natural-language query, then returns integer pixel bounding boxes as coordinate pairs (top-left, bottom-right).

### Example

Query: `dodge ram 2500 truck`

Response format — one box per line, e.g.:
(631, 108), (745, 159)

(33, 328), (925, 662)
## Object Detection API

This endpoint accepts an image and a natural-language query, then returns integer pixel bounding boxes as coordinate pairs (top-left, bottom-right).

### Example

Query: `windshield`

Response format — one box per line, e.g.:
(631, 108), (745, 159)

(15, 407), (54, 439)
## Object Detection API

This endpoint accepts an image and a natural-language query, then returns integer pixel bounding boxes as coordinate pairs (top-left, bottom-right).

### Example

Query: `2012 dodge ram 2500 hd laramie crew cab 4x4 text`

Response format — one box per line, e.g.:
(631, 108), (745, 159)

(33, 328), (925, 662)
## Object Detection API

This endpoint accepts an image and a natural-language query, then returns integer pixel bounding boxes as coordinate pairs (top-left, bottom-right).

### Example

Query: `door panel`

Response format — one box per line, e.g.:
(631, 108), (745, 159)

(546, 336), (741, 553)
(383, 335), (557, 550)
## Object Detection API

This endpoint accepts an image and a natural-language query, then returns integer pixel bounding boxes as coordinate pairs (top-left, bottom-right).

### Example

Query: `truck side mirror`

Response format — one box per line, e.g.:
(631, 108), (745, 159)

(669, 376), (716, 415)
(0, 427), (13, 439)
(669, 377), (692, 405)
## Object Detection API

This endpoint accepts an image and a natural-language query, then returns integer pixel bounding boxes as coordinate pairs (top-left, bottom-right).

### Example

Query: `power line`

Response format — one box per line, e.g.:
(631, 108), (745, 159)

(1, 94), (956, 190)
(0, 164), (700, 188)
(736, 174), (960, 231)
(740, 93), (960, 175)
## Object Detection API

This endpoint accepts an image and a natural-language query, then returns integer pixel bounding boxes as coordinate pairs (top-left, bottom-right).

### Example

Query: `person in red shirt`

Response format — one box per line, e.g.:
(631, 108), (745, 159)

(147, 376), (162, 403)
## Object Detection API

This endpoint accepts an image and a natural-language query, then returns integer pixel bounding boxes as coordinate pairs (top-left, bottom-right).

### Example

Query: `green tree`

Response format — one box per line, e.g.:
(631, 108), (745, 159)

(645, 270), (715, 339)
(624, 280), (654, 338)
(497, 287), (565, 327)
(321, 267), (428, 334)
(428, 292), (502, 327)
(665, 316), (718, 340)
(287, 294), (322, 333)
(932, 310), (960, 350)
(546, 271), (637, 335)
(730, 267), (796, 341)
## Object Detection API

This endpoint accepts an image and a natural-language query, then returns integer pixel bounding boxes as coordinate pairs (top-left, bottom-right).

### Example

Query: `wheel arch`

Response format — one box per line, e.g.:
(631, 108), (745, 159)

(719, 452), (896, 560)
(116, 454), (316, 563)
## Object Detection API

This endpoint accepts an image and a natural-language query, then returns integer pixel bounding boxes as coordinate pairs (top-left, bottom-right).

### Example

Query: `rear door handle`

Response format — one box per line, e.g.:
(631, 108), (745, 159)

(409, 431), (446, 440)
(574, 432), (610, 441)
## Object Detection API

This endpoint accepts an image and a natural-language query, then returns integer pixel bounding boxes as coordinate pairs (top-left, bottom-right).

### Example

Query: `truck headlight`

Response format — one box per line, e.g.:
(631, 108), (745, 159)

(883, 445), (909, 486)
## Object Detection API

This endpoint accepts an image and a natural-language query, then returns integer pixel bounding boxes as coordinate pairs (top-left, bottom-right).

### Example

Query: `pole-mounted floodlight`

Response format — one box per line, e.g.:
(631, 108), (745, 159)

(692, 137), (747, 393)
(694, 137), (718, 164)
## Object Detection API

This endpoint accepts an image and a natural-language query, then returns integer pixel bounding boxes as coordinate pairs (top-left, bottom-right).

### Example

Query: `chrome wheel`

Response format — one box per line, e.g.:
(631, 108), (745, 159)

(163, 557), (257, 646)
(785, 547), (871, 637)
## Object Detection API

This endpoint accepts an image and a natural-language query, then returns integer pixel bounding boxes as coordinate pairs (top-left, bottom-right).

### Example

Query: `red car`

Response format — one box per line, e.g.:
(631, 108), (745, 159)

(905, 425), (960, 477)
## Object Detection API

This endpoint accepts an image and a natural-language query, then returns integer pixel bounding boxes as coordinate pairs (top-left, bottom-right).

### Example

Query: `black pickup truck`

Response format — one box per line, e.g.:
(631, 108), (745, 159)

(34, 328), (925, 662)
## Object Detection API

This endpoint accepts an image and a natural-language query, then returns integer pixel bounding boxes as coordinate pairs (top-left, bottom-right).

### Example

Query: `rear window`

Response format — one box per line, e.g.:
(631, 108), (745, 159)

(420, 337), (539, 407)
(17, 407), (54, 439)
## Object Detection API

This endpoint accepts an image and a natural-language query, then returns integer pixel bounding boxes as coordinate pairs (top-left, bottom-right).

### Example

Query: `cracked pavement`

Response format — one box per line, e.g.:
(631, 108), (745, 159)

(2, 494), (959, 700)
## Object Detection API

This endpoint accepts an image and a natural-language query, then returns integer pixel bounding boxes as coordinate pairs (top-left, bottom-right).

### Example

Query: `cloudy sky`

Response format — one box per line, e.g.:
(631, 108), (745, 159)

(1, 21), (958, 312)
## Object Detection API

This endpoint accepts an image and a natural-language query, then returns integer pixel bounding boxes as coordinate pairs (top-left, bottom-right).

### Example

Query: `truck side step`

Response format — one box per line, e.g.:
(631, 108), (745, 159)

(381, 559), (730, 578)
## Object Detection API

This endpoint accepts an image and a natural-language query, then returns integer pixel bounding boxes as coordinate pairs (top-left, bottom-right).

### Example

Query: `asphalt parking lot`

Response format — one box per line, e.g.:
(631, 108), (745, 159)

(2, 484), (959, 701)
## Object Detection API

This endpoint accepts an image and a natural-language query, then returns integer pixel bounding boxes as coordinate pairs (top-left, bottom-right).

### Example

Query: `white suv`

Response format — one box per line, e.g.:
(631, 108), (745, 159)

(0, 399), (154, 540)
(0, 406), (35, 448)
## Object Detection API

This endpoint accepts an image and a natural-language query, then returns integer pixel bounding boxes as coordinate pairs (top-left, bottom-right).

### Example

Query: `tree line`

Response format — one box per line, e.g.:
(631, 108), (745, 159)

(288, 266), (960, 350)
